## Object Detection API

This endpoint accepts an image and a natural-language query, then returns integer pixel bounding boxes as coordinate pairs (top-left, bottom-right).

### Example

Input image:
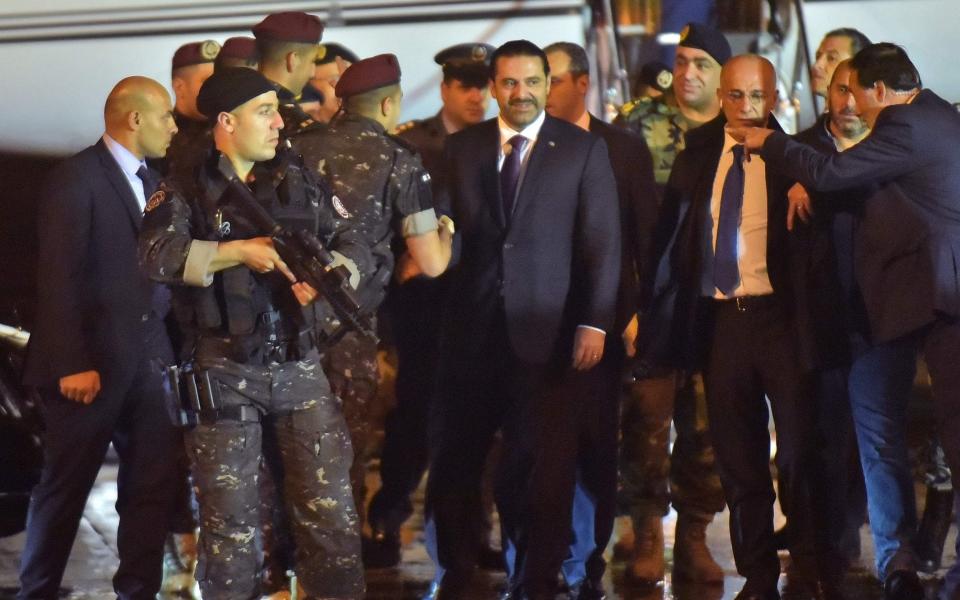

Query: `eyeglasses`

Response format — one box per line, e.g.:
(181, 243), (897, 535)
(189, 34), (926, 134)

(725, 90), (769, 105)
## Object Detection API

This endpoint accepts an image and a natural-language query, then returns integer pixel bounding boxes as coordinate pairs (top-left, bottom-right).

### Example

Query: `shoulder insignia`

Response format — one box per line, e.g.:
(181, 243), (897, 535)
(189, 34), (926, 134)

(387, 131), (419, 153)
(395, 120), (416, 133)
(145, 189), (167, 213)
(619, 100), (637, 116)
(331, 194), (353, 219)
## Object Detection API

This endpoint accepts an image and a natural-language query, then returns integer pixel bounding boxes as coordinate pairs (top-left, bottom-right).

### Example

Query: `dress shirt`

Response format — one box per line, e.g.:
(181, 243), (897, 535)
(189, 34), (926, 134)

(701, 131), (775, 298)
(103, 134), (148, 212)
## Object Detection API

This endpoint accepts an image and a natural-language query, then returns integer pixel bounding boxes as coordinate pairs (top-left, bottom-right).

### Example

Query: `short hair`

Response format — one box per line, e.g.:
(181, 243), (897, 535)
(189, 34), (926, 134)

(256, 38), (314, 67)
(823, 28), (872, 56)
(543, 42), (590, 79)
(343, 83), (400, 117)
(489, 40), (550, 80)
(850, 42), (921, 91)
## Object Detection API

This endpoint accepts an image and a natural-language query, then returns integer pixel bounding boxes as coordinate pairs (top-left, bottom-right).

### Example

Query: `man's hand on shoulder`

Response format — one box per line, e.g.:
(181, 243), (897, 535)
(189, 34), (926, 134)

(573, 326), (605, 371)
(59, 370), (101, 404)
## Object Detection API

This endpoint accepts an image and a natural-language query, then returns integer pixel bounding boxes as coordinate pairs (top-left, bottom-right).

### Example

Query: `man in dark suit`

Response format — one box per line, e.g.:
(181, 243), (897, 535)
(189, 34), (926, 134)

(644, 55), (826, 600)
(425, 40), (621, 599)
(18, 76), (179, 599)
(543, 40), (657, 598)
(736, 42), (960, 600)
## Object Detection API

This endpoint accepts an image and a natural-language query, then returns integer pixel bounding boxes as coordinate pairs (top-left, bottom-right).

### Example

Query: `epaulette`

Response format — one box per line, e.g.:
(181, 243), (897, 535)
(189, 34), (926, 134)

(386, 131), (419, 153)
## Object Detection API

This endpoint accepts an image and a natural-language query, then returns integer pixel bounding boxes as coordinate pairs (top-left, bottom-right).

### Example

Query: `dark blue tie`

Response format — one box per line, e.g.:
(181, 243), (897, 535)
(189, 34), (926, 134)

(136, 164), (159, 202)
(500, 134), (528, 223)
(714, 144), (745, 295)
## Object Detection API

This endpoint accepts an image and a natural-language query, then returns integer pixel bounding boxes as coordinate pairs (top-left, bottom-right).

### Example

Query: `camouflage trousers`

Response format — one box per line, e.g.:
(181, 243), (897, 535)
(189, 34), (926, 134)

(619, 370), (726, 524)
(321, 330), (380, 525)
(186, 351), (364, 600)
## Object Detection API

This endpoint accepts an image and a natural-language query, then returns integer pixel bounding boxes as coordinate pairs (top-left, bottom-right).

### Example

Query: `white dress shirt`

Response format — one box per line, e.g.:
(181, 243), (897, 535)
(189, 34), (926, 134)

(701, 131), (775, 298)
(102, 134), (148, 212)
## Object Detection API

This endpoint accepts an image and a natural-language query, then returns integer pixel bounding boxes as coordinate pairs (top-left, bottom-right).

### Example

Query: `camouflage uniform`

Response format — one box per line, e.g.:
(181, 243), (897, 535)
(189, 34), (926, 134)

(615, 97), (725, 525)
(163, 112), (213, 185)
(292, 111), (437, 524)
(138, 150), (365, 599)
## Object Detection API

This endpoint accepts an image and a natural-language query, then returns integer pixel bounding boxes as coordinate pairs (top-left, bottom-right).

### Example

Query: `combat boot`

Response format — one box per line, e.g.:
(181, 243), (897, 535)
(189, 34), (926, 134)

(916, 485), (953, 573)
(672, 514), (724, 583)
(626, 516), (664, 584)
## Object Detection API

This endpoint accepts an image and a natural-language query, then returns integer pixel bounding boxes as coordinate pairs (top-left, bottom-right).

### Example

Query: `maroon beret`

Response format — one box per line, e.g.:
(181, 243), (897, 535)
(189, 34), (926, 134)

(219, 37), (258, 62)
(335, 53), (401, 98)
(252, 12), (324, 44)
(172, 40), (220, 70)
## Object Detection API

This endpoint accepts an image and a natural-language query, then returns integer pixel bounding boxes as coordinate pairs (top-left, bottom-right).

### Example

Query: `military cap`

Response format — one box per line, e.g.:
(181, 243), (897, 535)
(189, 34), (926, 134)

(638, 60), (673, 93)
(678, 22), (732, 65)
(335, 53), (401, 98)
(172, 40), (221, 70)
(252, 11), (324, 44)
(316, 42), (359, 65)
(434, 43), (495, 67)
(197, 67), (276, 121)
(219, 37), (258, 62)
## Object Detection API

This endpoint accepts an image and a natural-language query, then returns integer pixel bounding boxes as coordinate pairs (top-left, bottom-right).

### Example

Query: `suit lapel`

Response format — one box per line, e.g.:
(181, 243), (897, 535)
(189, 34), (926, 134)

(510, 115), (557, 226)
(478, 120), (506, 228)
(95, 140), (143, 232)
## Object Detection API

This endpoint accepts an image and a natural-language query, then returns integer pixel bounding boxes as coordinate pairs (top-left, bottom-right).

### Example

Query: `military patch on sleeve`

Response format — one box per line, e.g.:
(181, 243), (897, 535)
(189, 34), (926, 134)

(145, 189), (167, 213)
(332, 194), (353, 219)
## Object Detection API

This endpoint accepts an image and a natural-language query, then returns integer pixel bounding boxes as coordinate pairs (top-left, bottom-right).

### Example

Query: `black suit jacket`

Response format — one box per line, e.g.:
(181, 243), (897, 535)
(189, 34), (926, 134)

(441, 114), (621, 364)
(640, 115), (795, 368)
(23, 140), (164, 395)
(763, 89), (960, 343)
(588, 115), (658, 335)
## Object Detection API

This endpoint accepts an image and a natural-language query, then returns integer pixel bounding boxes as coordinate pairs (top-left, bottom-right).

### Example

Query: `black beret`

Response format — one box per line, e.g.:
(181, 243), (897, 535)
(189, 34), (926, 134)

(197, 67), (276, 121)
(434, 43), (495, 67)
(172, 40), (220, 70)
(219, 37), (258, 62)
(678, 22), (732, 66)
(335, 53), (401, 99)
(316, 42), (359, 65)
(252, 12), (324, 44)
(638, 60), (673, 93)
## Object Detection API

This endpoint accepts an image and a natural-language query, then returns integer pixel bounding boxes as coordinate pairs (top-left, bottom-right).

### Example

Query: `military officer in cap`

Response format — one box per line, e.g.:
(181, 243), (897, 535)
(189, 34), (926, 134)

(305, 42), (360, 124)
(216, 36), (259, 71)
(252, 11), (325, 136)
(365, 42), (495, 568)
(632, 60), (674, 102)
(292, 52), (452, 541)
(139, 67), (366, 600)
(160, 40), (220, 186)
(615, 21), (730, 585)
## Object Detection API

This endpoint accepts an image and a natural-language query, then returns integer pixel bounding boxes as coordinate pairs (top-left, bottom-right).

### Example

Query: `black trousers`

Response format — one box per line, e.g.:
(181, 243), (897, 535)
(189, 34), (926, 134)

(427, 312), (578, 598)
(18, 318), (177, 600)
(703, 297), (817, 592)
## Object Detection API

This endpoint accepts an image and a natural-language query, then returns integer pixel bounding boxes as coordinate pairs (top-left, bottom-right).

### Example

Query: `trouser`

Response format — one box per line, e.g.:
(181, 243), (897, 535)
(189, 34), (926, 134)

(18, 318), (177, 600)
(619, 369), (726, 524)
(186, 351), (364, 600)
(704, 297), (817, 592)
(321, 329), (380, 526)
(427, 314), (577, 598)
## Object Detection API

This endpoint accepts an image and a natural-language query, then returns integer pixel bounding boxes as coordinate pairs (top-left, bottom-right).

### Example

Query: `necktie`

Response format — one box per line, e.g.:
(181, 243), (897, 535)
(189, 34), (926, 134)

(136, 164), (159, 204)
(714, 144), (745, 295)
(500, 134), (528, 223)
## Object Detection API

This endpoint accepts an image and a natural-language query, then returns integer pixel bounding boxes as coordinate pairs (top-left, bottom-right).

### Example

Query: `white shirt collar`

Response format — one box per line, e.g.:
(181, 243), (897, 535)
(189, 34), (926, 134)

(498, 110), (546, 146)
(102, 133), (145, 177)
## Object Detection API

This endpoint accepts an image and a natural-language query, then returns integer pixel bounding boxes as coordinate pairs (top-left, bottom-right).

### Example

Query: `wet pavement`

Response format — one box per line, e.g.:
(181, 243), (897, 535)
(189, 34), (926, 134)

(0, 459), (955, 600)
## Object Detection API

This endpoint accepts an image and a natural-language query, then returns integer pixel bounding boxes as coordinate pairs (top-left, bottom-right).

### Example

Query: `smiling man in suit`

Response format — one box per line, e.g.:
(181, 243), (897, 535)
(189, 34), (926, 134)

(18, 76), (179, 599)
(425, 39), (621, 599)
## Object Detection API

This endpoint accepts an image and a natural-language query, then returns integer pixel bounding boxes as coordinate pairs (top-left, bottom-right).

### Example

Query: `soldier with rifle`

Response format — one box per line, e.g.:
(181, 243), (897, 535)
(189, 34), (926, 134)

(138, 67), (369, 600)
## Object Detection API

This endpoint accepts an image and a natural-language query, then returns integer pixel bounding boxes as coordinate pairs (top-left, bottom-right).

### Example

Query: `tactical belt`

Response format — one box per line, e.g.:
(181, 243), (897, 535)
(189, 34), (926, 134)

(197, 404), (261, 425)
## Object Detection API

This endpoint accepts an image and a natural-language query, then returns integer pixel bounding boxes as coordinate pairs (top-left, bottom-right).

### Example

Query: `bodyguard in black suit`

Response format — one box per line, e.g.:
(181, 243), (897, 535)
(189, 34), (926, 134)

(542, 41), (658, 597)
(643, 56), (824, 599)
(426, 40), (620, 599)
(18, 77), (179, 599)
(737, 43), (960, 599)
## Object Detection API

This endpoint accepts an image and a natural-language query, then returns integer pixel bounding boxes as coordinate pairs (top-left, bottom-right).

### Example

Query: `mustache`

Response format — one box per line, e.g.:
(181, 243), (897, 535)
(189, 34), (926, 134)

(508, 98), (537, 107)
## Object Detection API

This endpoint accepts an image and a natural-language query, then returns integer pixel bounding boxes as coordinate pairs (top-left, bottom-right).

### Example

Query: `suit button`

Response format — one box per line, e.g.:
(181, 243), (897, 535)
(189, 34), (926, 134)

(503, 243), (514, 250)
(141, 313), (150, 322)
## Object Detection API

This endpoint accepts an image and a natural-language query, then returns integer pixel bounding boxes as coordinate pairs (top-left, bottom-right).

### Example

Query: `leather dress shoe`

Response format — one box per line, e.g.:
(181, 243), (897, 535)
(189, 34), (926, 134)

(569, 577), (606, 600)
(884, 569), (923, 600)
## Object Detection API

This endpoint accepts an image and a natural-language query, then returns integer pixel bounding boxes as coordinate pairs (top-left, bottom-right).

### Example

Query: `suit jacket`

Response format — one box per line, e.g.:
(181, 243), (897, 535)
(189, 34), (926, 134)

(640, 115), (795, 369)
(763, 89), (960, 343)
(23, 140), (165, 395)
(441, 114), (621, 365)
(588, 115), (658, 335)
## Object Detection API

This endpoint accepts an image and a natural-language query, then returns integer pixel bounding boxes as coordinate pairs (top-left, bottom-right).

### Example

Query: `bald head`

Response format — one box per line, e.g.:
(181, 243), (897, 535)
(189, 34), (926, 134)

(719, 54), (778, 128)
(103, 76), (177, 160)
